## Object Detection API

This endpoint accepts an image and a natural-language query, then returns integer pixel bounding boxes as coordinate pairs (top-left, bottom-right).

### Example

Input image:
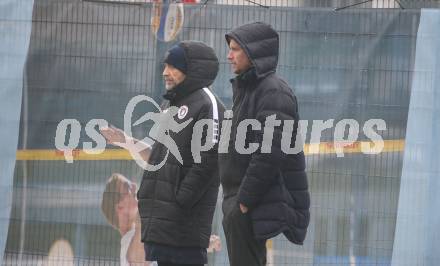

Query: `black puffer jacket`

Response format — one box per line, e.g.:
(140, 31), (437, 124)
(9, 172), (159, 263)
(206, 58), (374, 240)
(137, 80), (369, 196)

(219, 22), (310, 244)
(137, 41), (225, 248)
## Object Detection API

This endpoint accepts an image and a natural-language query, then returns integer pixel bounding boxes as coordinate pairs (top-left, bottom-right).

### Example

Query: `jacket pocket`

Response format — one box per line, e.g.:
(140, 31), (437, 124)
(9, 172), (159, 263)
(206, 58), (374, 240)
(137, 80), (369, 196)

(174, 166), (187, 194)
(173, 166), (191, 206)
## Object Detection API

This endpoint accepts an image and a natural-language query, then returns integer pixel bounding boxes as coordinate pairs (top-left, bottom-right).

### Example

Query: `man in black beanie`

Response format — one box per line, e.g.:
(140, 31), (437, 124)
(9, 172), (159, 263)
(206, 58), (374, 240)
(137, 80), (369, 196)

(162, 44), (187, 90)
(136, 41), (225, 266)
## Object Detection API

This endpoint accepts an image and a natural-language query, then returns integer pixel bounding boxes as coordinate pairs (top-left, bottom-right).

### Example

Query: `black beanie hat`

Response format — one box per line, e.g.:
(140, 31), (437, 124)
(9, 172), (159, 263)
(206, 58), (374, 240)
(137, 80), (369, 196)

(164, 44), (187, 74)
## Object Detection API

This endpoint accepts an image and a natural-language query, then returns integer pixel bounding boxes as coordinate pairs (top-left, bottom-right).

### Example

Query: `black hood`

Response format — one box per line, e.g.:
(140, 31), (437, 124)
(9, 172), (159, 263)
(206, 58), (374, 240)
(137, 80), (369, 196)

(225, 22), (279, 79)
(164, 40), (219, 102)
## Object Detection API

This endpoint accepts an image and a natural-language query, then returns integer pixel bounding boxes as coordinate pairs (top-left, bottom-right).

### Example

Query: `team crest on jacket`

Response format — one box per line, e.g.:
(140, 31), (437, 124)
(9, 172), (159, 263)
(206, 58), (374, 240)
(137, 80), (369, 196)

(178, 105), (188, 119)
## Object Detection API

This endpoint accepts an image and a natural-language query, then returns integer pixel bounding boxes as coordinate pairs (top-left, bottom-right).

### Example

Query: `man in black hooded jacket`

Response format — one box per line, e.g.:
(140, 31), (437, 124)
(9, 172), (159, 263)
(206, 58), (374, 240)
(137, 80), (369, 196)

(136, 41), (225, 266)
(219, 22), (311, 266)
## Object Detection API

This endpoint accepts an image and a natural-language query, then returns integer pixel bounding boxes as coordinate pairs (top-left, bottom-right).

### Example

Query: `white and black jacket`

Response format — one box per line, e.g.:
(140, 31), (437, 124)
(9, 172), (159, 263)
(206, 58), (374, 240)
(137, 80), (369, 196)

(137, 41), (225, 248)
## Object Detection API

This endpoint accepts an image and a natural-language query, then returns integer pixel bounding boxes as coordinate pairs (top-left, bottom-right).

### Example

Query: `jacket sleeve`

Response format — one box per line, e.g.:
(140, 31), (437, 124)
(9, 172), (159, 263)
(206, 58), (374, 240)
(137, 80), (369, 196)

(175, 102), (219, 210)
(237, 87), (299, 209)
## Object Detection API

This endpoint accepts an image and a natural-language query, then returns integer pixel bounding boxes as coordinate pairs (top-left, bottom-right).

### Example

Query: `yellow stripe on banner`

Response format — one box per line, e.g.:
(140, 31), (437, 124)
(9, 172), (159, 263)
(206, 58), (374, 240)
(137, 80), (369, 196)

(15, 140), (405, 161)
(266, 239), (273, 249)
(16, 149), (132, 161)
(304, 139), (405, 155)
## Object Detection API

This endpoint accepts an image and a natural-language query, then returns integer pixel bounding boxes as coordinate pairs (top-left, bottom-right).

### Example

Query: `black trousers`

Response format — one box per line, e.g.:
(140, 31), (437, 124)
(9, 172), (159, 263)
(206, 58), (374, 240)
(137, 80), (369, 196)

(222, 196), (267, 266)
(157, 262), (203, 266)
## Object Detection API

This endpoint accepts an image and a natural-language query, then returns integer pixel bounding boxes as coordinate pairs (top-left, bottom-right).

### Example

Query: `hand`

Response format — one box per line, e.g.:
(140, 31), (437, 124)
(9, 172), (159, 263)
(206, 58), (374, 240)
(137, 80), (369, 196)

(207, 234), (222, 253)
(239, 203), (248, 214)
(100, 124), (152, 163)
(100, 125), (127, 145)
